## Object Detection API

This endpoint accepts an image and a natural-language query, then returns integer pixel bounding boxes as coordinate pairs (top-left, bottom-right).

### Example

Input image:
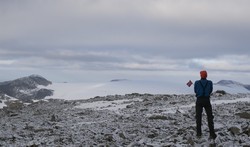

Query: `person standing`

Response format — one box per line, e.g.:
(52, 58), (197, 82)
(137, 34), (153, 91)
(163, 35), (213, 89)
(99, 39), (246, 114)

(194, 70), (217, 139)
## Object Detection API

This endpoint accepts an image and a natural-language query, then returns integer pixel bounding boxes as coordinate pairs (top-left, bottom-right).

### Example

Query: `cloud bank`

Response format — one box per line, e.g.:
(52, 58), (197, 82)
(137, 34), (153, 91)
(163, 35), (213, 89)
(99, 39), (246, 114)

(0, 0), (250, 81)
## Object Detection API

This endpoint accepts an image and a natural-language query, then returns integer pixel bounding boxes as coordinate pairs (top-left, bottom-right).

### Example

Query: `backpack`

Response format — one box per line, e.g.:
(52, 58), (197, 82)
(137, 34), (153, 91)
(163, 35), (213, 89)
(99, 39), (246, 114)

(199, 80), (209, 98)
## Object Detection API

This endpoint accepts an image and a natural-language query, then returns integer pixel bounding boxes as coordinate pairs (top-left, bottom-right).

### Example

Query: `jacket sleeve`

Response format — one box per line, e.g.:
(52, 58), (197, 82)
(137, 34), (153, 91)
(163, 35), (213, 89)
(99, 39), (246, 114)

(209, 81), (213, 94)
(194, 81), (198, 95)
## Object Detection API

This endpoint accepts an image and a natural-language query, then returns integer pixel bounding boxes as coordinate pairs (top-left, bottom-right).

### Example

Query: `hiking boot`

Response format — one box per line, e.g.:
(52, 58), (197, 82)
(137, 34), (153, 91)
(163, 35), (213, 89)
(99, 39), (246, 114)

(196, 133), (202, 139)
(209, 133), (217, 140)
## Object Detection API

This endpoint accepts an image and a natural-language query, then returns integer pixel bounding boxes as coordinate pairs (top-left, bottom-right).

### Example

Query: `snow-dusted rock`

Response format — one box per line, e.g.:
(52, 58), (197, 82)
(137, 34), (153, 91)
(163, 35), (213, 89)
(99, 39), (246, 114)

(228, 126), (241, 135)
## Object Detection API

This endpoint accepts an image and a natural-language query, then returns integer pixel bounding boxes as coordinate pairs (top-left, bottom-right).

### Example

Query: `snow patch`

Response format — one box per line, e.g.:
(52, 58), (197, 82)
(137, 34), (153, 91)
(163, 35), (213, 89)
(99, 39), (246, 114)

(75, 98), (143, 111)
(0, 94), (18, 109)
(161, 97), (250, 114)
(0, 101), (7, 109)
(211, 97), (250, 105)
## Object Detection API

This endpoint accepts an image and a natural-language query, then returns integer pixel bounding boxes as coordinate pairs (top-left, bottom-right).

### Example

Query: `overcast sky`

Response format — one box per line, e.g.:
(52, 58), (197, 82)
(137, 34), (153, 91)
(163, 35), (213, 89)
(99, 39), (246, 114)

(1, 0), (250, 83)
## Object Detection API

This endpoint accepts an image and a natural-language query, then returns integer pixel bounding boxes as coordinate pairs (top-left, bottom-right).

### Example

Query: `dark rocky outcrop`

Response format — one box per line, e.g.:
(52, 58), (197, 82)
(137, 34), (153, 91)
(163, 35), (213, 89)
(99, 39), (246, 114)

(0, 75), (53, 102)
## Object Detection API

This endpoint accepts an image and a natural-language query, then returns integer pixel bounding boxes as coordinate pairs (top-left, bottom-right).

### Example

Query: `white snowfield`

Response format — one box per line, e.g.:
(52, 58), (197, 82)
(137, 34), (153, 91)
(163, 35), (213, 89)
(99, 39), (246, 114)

(46, 80), (250, 100)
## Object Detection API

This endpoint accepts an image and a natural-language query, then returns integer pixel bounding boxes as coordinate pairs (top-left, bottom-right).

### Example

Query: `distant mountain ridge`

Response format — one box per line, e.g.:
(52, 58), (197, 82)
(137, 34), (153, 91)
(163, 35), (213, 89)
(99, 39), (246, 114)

(110, 79), (128, 82)
(215, 80), (250, 91)
(0, 75), (53, 102)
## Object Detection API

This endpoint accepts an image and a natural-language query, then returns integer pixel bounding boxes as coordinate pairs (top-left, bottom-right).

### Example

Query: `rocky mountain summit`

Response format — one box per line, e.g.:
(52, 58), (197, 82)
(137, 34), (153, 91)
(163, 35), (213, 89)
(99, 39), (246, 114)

(0, 75), (53, 102)
(0, 76), (250, 146)
(0, 93), (249, 146)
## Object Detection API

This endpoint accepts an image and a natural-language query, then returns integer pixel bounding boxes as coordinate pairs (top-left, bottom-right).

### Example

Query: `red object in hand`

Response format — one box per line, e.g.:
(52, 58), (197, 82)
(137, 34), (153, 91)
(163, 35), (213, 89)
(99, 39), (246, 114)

(186, 80), (193, 87)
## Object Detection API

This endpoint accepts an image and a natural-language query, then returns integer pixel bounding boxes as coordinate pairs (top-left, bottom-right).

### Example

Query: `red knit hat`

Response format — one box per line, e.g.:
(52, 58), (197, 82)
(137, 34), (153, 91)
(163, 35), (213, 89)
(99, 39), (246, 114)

(200, 70), (207, 79)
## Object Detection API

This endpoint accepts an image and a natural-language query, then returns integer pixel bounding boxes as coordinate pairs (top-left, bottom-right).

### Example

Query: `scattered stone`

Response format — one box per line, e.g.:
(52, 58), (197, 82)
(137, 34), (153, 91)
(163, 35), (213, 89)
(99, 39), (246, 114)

(126, 105), (133, 108)
(236, 112), (250, 119)
(104, 134), (113, 142)
(5, 101), (24, 110)
(242, 127), (250, 136)
(214, 90), (226, 95)
(9, 113), (18, 117)
(118, 132), (126, 139)
(50, 114), (59, 122)
(170, 102), (177, 105)
(148, 115), (168, 120)
(186, 136), (194, 146)
(228, 126), (241, 135)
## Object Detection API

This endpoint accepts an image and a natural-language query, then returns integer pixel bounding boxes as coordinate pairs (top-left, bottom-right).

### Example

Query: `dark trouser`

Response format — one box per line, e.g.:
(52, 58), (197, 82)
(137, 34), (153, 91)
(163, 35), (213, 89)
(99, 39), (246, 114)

(196, 98), (216, 137)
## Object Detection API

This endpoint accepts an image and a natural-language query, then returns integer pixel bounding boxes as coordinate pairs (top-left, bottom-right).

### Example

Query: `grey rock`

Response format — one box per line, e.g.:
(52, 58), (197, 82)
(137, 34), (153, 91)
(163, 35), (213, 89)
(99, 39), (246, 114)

(228, 126), (241, 135)
(236, 112), (250, 119)
(148, 115), (168, 120)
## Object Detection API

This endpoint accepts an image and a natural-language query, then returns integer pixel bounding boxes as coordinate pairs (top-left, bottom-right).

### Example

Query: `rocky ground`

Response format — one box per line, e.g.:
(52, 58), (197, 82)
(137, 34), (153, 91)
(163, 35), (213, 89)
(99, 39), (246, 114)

(0, 93), (250, 147)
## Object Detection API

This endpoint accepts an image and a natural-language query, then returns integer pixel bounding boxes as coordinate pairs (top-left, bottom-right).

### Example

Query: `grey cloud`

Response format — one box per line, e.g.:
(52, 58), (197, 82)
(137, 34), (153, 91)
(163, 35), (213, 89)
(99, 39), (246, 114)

(1, 0), (250, 74)
(189, 55), (250, 72)
(0, 48), (189, 71)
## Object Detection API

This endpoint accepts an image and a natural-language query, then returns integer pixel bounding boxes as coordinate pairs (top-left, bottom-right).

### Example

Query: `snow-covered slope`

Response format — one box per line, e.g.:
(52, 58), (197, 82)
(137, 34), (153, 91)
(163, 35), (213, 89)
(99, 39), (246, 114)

(214, 80), (250, 94)
(213, 84), (249, 94)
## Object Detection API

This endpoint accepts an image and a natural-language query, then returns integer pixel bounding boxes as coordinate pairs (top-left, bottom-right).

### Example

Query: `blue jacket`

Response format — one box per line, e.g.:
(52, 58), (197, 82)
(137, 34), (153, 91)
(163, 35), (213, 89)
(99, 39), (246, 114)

(194, 78), (213, 98)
